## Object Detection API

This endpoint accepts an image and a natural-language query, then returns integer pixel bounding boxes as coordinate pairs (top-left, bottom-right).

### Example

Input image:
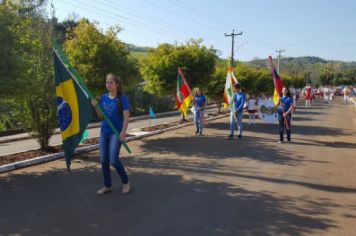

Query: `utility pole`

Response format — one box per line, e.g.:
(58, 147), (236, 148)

(225, 29), (243, 68)
(275, 49), (285, 73)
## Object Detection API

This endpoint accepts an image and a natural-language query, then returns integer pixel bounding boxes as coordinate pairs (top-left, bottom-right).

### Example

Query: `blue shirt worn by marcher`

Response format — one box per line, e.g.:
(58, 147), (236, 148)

(99, 93), (130, 135)
(194, 95), (206, 109)
(232, 92), (246, 113)
(278, 96), (293, 113)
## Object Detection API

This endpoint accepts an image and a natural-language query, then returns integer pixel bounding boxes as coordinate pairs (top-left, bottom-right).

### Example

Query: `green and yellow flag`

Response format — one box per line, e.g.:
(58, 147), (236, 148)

(53, 46), (92, 170)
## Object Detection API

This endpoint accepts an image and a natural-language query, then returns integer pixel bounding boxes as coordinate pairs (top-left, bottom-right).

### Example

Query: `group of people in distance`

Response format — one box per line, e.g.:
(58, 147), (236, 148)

(192, 82), (293, 143)
(303, 84), (355, 105)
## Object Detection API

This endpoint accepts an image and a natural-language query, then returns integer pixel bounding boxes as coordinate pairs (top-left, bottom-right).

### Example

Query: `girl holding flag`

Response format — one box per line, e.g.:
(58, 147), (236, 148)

(91, 73), (131, 195)
(193, 88), (206, 136)
(278, 86), (294, 143)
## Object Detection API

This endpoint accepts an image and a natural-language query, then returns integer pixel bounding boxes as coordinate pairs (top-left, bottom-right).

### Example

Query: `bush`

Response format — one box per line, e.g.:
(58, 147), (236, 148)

(126, 88), (175, 116)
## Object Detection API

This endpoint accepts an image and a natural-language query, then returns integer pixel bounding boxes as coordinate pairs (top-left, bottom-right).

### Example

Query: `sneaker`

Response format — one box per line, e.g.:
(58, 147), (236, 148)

(278, 140), (284, 143)
(96, 186), (112, 195)
(227, 135), (233, 139)
(238, 135), (242, 138)
(122, 182), (131, 194)
(198, 132), (203, 136)
(195, 130), (199, 134)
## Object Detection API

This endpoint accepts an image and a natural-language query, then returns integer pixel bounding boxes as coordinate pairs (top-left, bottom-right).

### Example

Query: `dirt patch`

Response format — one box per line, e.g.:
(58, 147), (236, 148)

(0, 138), (98, 166)
(141, 118), (193, 132)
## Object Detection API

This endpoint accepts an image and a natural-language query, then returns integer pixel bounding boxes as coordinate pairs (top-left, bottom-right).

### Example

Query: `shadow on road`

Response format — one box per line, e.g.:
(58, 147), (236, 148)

(206, 120), (350, 137)
(0, 164), (339, 236)
(140, 135), (305, 166)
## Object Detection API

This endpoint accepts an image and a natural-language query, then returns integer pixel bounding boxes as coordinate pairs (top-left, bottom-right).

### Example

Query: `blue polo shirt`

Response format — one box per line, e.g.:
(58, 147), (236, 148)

(99, 93), (130, 135)
(278, 96), (293, 113)
(194, 95), (206, 108)
(232, 92), (246, 113)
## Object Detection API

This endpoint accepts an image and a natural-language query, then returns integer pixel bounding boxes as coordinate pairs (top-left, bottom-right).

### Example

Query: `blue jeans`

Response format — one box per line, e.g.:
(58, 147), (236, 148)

(194, 109), (204, 133)
(99, 131), (128, 187)
(278, 112), (291, 141)
(230, 110), (243, 136)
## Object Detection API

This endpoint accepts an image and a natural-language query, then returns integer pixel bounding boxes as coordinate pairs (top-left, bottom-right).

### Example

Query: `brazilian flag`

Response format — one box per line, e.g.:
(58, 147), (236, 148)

(53, 46), (92, 170)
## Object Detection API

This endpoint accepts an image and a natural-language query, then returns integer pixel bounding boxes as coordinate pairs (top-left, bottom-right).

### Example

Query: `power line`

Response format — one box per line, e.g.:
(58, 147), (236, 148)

(168, 0), (232, 29)
(142, 0), (223, 34)
(57, 0), (225, 46)
(100, 0), (223, 42)
(55, 6), (164, 43)
(58, 0), (190, 41)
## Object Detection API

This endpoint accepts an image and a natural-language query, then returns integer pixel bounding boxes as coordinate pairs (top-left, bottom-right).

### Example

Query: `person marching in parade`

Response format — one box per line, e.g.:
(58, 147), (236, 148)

(343, 86), (351, 104)
(91, 73), (131, 195)
(247, 94), (257, 124)
(193, 88), (206, 136)
(303, 83), (312, 107)
(228, 83), (246, 139)
(278, 86), (294, 143)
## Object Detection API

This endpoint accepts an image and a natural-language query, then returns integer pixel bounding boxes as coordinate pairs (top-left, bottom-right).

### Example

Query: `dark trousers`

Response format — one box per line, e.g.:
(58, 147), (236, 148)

(278, 112), (291, 141)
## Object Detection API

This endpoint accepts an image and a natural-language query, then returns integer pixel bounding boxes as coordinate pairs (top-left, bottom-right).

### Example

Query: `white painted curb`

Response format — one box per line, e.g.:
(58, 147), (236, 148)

(0, 113), (229, 173)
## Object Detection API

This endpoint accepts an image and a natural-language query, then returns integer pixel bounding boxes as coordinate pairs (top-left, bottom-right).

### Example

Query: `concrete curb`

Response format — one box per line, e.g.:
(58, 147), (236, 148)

(0, 113), (228, 173)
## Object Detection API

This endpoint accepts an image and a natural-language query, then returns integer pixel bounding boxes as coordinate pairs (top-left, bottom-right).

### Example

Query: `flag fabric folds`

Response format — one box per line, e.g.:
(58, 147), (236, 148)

(223, 67), (238, 108)
(53, 46), (93, 170)
(176, 67), (192, 116)
(269, 56), (284, 105)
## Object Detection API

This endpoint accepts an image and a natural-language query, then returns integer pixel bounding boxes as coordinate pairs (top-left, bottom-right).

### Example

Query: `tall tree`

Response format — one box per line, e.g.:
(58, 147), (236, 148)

(0, 2), (21, 98)
(140, 39), (217, 96)
(2, 0), (58, 149)
(64, 19), (140, 95)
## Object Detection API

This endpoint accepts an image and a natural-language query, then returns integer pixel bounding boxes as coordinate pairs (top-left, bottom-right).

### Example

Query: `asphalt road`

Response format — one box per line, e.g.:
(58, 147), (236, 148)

(0, 98), (355, 236)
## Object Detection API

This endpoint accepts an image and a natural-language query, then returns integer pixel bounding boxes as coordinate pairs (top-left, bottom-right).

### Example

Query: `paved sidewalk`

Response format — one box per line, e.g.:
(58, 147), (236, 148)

(1, 98), (355, 235)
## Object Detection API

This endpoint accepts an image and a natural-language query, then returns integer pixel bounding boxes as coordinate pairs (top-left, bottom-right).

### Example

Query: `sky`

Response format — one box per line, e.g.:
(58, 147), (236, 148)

(50, 0), (356, 62)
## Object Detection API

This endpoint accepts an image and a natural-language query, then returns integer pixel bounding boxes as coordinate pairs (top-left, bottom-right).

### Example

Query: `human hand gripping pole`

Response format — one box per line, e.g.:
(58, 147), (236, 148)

(54, 43), (131, 153)
(91, 99), (131, 153)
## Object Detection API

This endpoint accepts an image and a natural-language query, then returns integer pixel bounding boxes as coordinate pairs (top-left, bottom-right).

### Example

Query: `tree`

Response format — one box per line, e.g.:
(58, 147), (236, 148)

(4, 0), (58, 150)
(205, 66), (225, 113)
(64, 19), (140, 95)
(255, 69), (275, 95)
(140, 39), (217, 96)
(319, 64), (335, 86)
(234, 62), (259, 95)
(0, 2), (21, 98)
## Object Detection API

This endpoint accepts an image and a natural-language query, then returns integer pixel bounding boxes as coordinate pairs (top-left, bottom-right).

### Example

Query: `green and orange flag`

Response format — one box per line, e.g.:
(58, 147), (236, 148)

(176, 67), (192, 116)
